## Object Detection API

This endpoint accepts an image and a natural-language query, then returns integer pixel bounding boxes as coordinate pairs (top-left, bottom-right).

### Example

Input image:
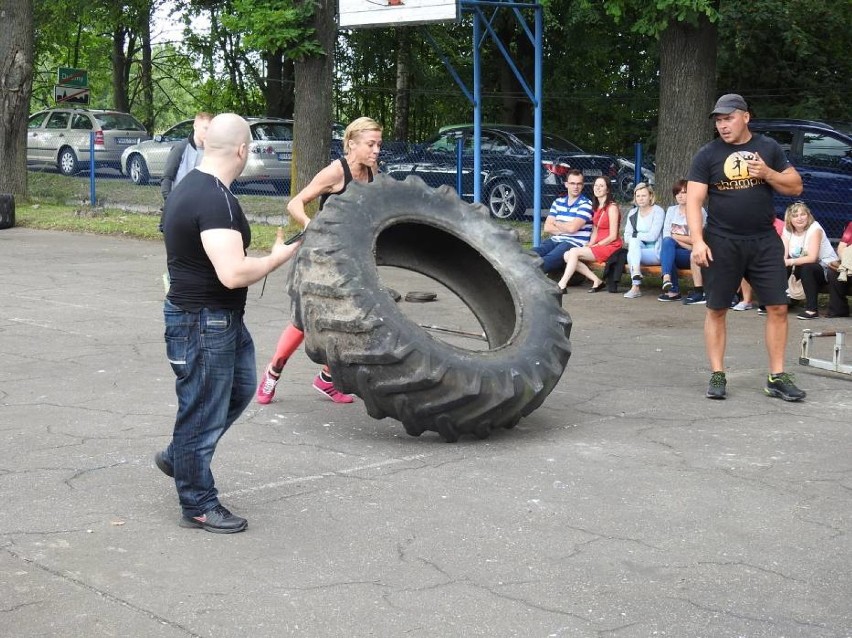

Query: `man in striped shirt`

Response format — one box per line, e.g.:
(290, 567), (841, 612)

(533, 169), (594, 273)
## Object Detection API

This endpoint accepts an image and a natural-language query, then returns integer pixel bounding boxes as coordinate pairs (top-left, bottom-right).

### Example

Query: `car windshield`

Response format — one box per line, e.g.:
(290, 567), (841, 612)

(512, 130), (584, 153)
(252, 122), (293, 141)
(94, 112), (147, 131)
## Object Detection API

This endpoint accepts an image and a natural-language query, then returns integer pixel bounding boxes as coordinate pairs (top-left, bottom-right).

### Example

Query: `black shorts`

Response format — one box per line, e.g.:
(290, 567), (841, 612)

(702, 231), (788, 310)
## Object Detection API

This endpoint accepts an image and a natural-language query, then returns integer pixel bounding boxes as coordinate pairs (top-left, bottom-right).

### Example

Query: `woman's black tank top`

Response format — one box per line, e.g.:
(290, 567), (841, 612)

(319, 157), (374, 210)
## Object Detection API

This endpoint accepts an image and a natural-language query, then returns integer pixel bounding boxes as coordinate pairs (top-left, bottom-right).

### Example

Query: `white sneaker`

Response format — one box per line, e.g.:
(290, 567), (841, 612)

(623, 288), (642, 299)
(732, 301), (754, 311)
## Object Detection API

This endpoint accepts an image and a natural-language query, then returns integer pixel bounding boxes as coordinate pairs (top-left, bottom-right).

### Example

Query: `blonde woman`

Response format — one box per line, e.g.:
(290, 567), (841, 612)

(257, 117), (383, 404)
(622, 182), (665, 298)
(782, 201), (837, 320)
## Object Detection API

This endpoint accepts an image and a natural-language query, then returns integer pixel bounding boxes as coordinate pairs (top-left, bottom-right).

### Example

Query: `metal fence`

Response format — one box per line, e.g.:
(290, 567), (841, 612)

(26, 131), (850, 241)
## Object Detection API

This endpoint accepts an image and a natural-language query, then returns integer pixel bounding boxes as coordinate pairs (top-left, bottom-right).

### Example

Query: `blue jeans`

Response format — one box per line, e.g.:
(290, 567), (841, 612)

(163, 299), (256, 518)
(659, 237), (692, 292)
(534, 238), (583, 273)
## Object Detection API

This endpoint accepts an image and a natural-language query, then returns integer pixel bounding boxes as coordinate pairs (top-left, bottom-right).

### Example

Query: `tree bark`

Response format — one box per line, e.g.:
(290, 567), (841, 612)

(139, 2), (154, 131)
(264, 49), (294, 118)
(393, 28), (411, 141)
(112, 27), (129, 112)
(0, 0), (34, 198)
(292, 0), (335, 205)
(655, 15), (717, 204)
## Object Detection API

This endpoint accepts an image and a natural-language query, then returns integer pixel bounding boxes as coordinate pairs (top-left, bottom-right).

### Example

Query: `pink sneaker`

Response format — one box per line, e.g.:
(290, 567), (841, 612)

(256, 368), (279, 404)
(312, 374), (354, 404)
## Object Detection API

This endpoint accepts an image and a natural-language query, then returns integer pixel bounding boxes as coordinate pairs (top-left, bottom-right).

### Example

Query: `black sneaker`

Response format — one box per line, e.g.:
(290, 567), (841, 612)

(706, 371), (727, 399)
(180, 504), (248, 534)
(683, 290), (706, 305)
(756, 306), (767, 316)
(657, 292), (682, 302)
(765, 372), (806, 402)
(154, 450), (173, 477)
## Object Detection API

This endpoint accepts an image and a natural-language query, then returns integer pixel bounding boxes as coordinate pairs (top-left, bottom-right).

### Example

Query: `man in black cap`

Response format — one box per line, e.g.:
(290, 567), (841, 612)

(685, 93), (806, 401)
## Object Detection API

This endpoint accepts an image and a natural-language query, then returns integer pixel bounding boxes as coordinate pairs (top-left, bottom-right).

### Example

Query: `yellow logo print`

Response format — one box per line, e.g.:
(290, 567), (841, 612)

(717, 151), (764, 191)
(724, 151), (755, 180)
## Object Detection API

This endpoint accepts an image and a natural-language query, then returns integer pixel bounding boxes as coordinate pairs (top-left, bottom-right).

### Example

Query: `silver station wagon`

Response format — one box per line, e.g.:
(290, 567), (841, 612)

(27, 108), (150, 175)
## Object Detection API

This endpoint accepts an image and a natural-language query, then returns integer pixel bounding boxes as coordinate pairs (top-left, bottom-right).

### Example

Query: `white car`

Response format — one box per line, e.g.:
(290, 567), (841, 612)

(121, 117), (296, 193)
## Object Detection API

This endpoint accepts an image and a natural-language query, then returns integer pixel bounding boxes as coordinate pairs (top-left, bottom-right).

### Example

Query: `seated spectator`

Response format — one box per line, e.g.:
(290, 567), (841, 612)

(622, 182), (665, 299)
(533, 169), (593, 273)
(736, 217), (786, 314)
(826, 220), (852, 318)
(782, 201), (837, 320)
(556, 176), (622, 292)
(658, 179), (706, 302)
(732, 279), (756, 311)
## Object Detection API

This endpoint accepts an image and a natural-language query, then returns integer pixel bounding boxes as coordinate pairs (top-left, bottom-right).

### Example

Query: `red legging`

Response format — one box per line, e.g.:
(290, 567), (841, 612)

(269, 324), (305, 372)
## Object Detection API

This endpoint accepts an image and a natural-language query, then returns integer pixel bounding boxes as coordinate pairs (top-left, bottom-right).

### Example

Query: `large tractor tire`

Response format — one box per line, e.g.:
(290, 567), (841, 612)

(289, 175), (572, 442)
(0, 193), (14, 230)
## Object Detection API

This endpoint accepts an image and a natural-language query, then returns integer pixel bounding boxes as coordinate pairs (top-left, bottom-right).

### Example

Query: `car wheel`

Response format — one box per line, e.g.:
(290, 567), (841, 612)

(57, 148), (79, 176)
(128, 154), (150, 185)
(289, 174), (572, 442)
(617, 169), (635, 200)
(486, 179), (523, 219)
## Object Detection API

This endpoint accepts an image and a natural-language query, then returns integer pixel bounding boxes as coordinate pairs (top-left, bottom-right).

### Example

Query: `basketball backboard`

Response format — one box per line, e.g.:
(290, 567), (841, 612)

(338, 0), (460, 29)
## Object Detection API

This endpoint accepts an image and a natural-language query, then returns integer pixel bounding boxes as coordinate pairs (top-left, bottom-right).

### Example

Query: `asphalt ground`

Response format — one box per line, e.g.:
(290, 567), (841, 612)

(1, 227), (850, 638)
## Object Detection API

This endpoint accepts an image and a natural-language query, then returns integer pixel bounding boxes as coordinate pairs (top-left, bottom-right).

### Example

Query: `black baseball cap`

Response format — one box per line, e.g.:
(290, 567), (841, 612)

(709, 93), (748, 117)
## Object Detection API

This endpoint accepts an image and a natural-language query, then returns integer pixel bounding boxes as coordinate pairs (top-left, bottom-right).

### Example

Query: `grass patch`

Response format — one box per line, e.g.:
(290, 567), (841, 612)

(20, 171), (301, 250)
(15, 202), (301, 250)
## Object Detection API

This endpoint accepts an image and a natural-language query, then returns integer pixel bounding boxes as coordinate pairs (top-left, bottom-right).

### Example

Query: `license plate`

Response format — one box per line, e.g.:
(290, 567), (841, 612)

(277, 152), (291, 161)
(583, 169), (602, 176)
(115, 137), (137, 145)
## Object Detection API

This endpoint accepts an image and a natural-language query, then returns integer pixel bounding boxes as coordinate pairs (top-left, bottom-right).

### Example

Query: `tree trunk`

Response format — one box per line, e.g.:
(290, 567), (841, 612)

(112, 27), (129, 112)
(655, 15), (717, 206)
(264, 49), (294, 118)
(292, 0), (335, 206)
(393, 28), (411, 141)
(0, 0), (34, 198)
(139, 2), (154, 131)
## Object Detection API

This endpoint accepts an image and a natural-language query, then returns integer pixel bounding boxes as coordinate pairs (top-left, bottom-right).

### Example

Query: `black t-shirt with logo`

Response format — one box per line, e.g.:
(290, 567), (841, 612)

(163, 170), (251, 312)
(687, 133), (791, 237)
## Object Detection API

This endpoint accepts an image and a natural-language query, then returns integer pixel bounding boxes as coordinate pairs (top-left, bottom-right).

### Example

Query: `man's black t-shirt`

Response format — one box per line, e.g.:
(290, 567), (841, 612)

(163, 170), (251, 311)
(687, 133), (791, 237)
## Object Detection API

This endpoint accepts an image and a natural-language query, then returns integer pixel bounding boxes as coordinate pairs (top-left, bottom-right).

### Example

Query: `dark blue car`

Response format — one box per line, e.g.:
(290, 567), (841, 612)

(749, 119), (852, 240)
(382, 124), (619, 220)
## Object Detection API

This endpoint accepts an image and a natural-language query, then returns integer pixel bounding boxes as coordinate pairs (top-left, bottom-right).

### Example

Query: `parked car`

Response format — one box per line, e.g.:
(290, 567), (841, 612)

(749, 118), (852, 240)
(120, 116), (294, 193)
(382, 124), (619, 219)
(122, 118), (347, 194)
(615, 157), (656, 199)
(27, 108), (150, 176)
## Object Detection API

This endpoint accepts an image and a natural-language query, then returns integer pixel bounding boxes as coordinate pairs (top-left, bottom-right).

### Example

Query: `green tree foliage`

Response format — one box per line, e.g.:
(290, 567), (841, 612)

(717, 0), (851, 121)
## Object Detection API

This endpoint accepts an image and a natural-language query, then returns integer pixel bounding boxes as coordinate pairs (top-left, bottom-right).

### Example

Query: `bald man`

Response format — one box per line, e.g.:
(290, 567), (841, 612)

(158, 113), (301, 534)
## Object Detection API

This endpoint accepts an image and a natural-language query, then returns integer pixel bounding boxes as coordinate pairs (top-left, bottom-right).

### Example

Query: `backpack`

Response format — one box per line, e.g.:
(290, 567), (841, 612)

(603, 209), (636, 292)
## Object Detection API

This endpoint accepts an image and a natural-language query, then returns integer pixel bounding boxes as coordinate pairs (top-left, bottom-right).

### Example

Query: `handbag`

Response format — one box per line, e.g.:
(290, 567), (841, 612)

(787, 270), (806, 300)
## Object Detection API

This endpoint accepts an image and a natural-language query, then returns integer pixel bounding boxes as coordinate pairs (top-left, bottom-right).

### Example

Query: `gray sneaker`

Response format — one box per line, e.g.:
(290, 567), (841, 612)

(765, 372), (806, 401)
(623, 288), (642, 299)
(706, 371), (727, 399)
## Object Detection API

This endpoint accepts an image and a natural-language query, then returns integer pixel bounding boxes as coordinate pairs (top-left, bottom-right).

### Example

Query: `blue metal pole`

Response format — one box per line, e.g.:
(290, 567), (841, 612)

(472, 11), (482, 204)
(532, 4), (543, 247)
(89, 132), (96, 206)
(634, 142), (643, 189)
(456, 135), (464, 195)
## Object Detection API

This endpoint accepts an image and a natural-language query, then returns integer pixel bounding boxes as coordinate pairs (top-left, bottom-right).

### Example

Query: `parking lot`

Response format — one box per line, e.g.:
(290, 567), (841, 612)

(1, 227), (850, 637)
